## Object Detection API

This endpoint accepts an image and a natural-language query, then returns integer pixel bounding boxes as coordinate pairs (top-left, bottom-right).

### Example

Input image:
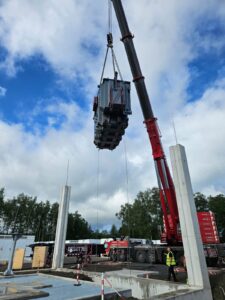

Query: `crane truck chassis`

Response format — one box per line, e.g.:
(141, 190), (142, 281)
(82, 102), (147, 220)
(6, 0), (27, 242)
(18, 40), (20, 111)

(103, 0), (225, 256)
(92, 0), (225, 267)
(104, 239), (225, 267)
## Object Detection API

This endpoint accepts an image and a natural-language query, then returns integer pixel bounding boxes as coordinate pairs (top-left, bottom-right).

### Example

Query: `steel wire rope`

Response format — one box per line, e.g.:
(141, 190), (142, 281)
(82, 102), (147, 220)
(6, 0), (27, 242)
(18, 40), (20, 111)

(111, 48), (116, 76)
(99, 47), (109, 85)
(108, 0), (112, 34)
(99, 0), (112, 85)
(95, 149), (100, 259)
(123, 138), (132, 273)
(108, 0), (123, 80)
(99, 0), (123, 85)
(112, 49), (123, 81)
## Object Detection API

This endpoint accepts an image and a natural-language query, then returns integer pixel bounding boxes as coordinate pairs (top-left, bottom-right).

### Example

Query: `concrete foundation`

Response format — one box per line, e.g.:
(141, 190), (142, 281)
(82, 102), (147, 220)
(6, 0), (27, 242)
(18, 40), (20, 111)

(86, 268), (212, 300)
(52, 186), (71, 270)
(170, 144), (212, 299)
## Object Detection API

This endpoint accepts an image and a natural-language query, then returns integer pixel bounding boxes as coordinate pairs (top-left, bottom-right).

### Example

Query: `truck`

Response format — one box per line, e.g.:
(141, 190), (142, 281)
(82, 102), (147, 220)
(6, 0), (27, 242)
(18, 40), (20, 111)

(95, 0), (225, 266)
(104, 232), (222, 267)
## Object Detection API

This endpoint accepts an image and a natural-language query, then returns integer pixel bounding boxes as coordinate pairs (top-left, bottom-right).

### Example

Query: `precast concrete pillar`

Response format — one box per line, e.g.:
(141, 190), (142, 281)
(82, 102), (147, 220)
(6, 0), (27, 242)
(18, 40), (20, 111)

(52, 185), (71, 269)
(170, 144), (212, 299)
(4, 234), (22, 276)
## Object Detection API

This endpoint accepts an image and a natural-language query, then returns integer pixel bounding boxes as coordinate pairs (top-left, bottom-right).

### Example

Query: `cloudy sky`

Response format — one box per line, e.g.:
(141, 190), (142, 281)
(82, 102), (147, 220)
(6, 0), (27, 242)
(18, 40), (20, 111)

(0, 0), (225, 231)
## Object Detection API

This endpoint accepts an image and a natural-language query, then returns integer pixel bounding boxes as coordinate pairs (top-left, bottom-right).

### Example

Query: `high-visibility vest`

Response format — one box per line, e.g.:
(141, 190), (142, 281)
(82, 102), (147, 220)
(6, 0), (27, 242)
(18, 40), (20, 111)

(166, 251), (176, 266)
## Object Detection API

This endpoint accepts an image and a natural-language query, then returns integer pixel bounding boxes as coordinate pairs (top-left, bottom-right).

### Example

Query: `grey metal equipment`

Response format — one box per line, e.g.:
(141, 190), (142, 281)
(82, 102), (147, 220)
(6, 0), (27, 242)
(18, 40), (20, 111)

(93, 1), (132, 150)
(93, 74), (131, 150)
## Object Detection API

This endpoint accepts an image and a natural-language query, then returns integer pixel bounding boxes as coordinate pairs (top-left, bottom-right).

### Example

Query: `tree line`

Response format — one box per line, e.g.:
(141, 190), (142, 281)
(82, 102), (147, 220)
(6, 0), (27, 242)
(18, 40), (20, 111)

(0, 188), (115, 241)
(0, 188), (90, 241)
(116, 188), (225, 242)
(0, 187), (224, 242)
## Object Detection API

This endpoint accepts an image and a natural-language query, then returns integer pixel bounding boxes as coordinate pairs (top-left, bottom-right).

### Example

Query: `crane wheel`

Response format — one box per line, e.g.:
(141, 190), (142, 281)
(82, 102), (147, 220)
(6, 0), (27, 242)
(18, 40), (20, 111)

(112, 253), (117, 262)
(136, 251), (146, 263)
(118, 253), (126, 261)
(147, 251), (153, 264)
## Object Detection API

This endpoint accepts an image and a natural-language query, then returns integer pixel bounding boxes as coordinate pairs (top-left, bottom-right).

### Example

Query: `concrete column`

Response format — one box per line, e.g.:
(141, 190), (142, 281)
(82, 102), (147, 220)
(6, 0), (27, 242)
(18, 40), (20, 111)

(170, 144), (212, 298)
(4, 234), (22, 276)
(52, 185), (71, 269)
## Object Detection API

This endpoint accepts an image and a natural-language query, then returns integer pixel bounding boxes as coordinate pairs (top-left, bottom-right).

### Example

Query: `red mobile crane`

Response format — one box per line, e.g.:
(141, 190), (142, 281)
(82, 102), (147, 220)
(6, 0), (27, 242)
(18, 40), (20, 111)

(111, 0), (180, 245)
(102, 0), (224, 266)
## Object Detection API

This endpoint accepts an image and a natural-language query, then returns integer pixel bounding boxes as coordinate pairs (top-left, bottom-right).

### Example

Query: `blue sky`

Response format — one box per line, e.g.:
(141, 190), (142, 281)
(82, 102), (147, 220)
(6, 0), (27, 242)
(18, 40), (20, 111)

(0, 52), (92, 132)
(187, 19), (225, 102)
(0, 0), (225, 230)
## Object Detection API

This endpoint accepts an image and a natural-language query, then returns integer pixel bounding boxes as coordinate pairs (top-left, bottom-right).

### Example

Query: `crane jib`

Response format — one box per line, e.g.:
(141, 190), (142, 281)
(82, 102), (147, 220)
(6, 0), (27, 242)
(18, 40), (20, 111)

(111, 0), (154, 121)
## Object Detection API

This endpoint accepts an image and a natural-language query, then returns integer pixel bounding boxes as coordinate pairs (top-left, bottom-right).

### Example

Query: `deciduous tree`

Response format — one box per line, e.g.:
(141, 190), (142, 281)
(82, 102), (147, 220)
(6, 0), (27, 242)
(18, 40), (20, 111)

(116, 187), (162, 239)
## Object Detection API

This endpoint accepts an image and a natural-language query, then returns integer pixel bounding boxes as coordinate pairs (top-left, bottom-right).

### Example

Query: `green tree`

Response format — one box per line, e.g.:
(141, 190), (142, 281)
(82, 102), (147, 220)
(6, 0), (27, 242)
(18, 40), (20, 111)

(194, 192), (209, 212)
(0, 188), (4, 216)
(35, 201), (53, 241)
(208, 194), (225, 242)
(66, 211), (92, 240)
(116, 187), (162, 239)
(47, 202), (59, 240)
(110, 224), (118, 237)
(0, 188), (94, 241)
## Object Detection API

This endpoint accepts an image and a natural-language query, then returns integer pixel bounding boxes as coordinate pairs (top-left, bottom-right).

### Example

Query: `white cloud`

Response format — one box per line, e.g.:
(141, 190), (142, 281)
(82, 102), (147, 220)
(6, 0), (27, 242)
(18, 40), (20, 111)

(0, 0), (224, 229)
(0, 86), (7, 97)
(0, 0), (106, 79)
(169, 79), (225, 195)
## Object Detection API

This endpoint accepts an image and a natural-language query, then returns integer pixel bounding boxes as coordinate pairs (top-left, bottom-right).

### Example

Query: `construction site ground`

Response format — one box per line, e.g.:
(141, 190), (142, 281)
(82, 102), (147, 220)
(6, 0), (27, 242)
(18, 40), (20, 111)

(1, 257), (225, 299)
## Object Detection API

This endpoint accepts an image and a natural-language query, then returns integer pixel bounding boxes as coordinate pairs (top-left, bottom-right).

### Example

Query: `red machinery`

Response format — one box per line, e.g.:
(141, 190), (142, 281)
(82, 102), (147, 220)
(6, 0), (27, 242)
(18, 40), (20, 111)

(197, 212), (220, 244)
(94, 1), (225, 266)
(111, 0), (221, 247)
(111, 0), (180, 245)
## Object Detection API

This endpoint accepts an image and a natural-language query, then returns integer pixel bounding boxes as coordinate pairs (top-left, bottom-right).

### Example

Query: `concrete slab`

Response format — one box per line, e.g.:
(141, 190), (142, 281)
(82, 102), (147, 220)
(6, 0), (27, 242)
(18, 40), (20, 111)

(0, 278), (49, 299)
(0, 274), (131, 300)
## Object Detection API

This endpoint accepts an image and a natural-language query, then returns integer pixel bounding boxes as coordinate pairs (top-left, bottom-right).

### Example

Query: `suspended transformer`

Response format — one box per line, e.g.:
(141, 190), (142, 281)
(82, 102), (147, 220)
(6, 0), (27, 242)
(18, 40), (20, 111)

(93, 74), (131, 150)
(93, 29), (132, 150)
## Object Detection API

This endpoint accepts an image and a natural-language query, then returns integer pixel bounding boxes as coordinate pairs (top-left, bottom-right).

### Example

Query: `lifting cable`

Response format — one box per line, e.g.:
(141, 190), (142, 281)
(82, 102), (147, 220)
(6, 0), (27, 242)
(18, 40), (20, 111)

(96, 149), (100, 230)
(95, 149), (100, 260)
(99, 0), (123, 85)
(123, 139), (130, 217)
(123, 138), (132, 270)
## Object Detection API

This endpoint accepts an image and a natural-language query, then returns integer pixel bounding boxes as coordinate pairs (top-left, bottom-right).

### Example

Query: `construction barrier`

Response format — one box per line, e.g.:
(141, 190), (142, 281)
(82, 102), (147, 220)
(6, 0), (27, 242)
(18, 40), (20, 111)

(74, 263), (81, 286)
(101, 273), (104, 300)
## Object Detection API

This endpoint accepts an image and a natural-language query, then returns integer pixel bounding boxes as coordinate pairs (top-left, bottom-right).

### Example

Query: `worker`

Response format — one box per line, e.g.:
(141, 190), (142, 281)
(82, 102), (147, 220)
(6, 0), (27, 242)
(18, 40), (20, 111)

(165, 247), (177, 282)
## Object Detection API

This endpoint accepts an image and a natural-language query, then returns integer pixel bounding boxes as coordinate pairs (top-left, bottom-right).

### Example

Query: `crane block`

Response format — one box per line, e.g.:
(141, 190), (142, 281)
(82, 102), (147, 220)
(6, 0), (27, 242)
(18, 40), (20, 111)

(93, 78), (132, 150)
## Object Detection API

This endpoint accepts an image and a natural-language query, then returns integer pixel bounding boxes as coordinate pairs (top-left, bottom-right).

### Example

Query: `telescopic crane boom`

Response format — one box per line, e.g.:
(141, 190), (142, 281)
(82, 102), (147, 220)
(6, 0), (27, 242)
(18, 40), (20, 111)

(111, 0), (180, 244)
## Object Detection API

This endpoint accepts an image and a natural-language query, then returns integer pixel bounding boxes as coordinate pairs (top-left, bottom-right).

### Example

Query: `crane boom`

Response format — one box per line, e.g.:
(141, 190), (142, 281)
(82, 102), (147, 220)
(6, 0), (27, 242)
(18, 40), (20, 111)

(111, 0), (181, 244)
